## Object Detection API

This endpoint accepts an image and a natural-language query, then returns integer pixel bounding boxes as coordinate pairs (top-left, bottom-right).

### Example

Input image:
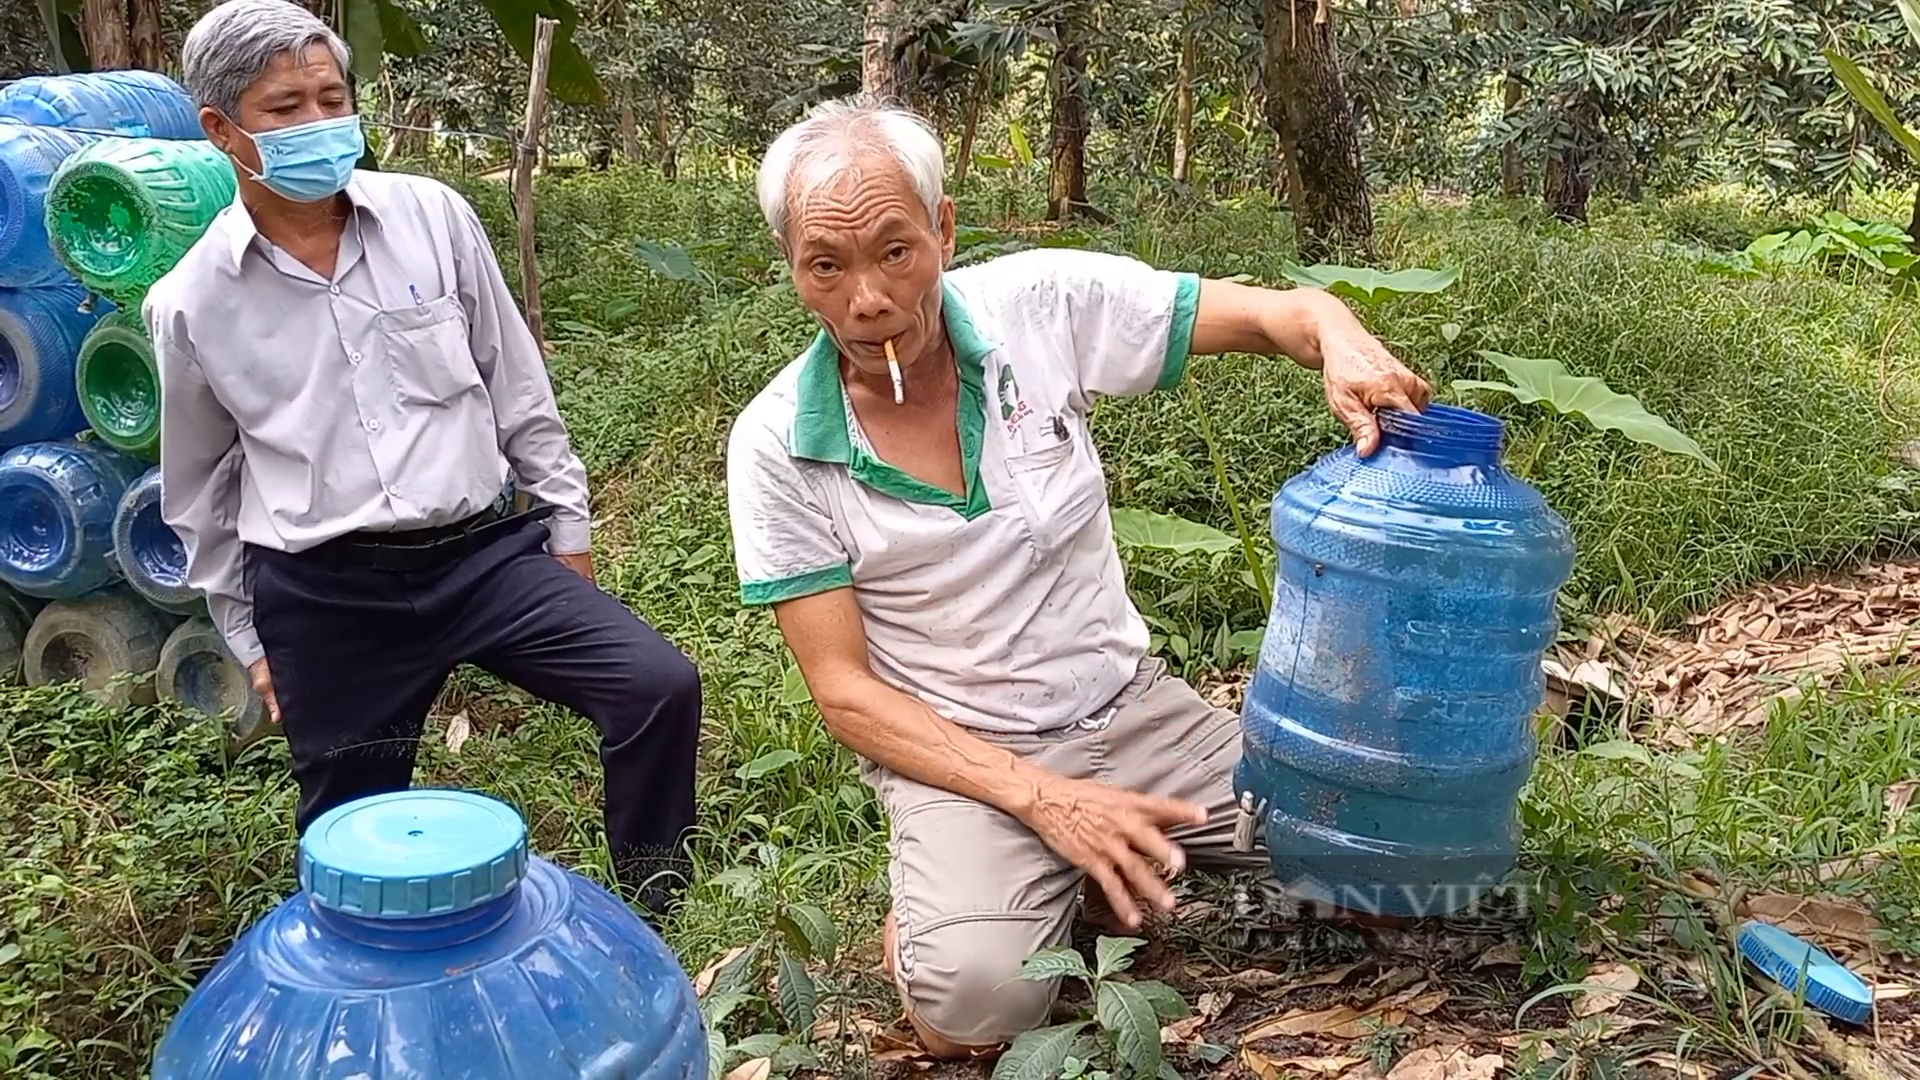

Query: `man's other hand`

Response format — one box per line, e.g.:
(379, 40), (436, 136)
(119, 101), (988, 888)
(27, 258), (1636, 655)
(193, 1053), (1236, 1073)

(248, 657), (281, 725)
(1021, 775), (1208, 930)
(556, 551), (595, 583)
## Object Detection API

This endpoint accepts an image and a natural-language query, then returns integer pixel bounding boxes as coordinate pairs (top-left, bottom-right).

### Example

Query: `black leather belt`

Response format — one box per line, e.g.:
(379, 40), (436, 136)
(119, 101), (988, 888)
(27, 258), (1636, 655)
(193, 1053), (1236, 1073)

(305, 501), (555, 572)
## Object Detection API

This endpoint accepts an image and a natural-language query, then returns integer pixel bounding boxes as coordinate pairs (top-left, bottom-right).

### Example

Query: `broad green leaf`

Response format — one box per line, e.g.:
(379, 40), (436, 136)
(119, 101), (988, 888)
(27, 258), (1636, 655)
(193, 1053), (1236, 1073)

(1825, 48), (1920, 166)
(777, 902), (839, 964)
(1462, 351), (1717, 469)
(780, 662), (811, 706)
(0, 943), (18, 965)
(729, 1033), (787, 1062)
(1278, 262), (1459, 304)
(736, 749), (802, 781)
(991, 1022), (1090, 1080)
(341, 0), (386, 85)
(473, 0), (607, 106)
(707, 866), (761, 899)
(1109, 508), (1236, 556)
(1901, 0), (1920, 50)
(700, 989), (754, 1028)
(1158, 1062), (1187, 1080)
(635, 239), (701, 282)
(1016, 945), (1092, 983)
(1008, 121), (1035, 167)
(375, 0), (430, 58)
(775, 950), (817, 1031)
(1097, 981), (1164, 1078)
(972, 154), (1016, 170)
(1093, 935), (1145, 978)
(711, 943), (760, 998)
(705, 1025), (726, 1080)
(1132, 979), (1191, 1021)
(1578, 739), (1653, 765)
(1439, 321), (1463, 343)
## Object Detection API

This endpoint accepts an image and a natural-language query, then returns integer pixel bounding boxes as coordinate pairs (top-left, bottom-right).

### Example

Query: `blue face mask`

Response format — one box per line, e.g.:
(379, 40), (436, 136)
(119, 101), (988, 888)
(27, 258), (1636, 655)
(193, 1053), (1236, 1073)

(234, 114), (364, 202)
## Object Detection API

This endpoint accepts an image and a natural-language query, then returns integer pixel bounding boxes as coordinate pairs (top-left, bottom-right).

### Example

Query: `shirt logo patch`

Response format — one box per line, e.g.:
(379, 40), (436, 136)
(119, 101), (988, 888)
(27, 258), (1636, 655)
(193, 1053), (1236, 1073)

(998, 363), (1032, 432)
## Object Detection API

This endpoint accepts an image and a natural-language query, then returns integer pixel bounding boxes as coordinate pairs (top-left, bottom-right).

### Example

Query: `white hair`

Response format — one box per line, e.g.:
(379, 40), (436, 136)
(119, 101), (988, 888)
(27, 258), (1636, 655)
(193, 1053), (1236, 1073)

(182, 0), (351, 117)
(756, 94), (946, 245)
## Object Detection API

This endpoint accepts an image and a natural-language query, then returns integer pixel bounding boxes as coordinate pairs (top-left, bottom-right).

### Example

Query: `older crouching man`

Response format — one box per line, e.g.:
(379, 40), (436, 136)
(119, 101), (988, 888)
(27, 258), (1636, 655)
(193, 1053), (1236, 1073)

(148, 0), (701, 918)
(725, 95), (1434, 1057)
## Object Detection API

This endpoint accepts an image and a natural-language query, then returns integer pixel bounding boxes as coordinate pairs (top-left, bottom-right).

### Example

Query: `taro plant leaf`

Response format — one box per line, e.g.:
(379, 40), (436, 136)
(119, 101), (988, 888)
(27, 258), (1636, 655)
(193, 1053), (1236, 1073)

(736, 749), (803, 781)
(780, 661), (811, 706)
(473, 0), (607, 106)
(991, 1021), (1091, 1080)
(1825, 48), (1920, 166)
(1016, 945), (1093, 984)
(635, 240), (702, 282)
(376, 0), (430, 58)
(1097, 980), (1165, 1077)
(1278, 262), (1459, 304)
(1109, 509), (1236, 556)
(1093, 935), (1145, 979)
(1133, 979), (1191, 1021)
(777, 902), (839, 965)
(775, 950), (818, 1032)
(341, 0), (387, 84)
(1457, 351), (1716, 469)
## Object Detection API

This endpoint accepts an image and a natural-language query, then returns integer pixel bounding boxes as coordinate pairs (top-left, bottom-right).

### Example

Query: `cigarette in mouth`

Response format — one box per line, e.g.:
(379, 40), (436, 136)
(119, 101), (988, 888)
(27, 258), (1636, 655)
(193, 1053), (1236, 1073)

(885, 338), (904, 405)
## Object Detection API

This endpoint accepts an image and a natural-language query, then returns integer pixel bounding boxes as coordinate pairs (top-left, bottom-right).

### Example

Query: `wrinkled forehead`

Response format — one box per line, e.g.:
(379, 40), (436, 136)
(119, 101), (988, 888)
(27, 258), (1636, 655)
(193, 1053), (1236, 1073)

(249, 42), (349, 97)
(790, 153), (931, 247)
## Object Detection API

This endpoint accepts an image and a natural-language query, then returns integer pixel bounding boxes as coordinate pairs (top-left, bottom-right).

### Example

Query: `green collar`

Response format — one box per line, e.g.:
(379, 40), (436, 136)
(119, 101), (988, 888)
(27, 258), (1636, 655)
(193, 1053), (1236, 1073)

(789, 278), (993, 519)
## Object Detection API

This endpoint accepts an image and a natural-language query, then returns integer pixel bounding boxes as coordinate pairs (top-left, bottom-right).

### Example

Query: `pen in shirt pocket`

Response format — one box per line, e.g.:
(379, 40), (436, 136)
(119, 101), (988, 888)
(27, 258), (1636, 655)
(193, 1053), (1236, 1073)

(407, 283), (424, 307)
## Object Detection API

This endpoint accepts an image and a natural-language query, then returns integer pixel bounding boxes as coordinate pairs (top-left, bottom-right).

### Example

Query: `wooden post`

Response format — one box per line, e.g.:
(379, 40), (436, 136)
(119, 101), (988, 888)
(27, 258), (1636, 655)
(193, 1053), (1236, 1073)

(514, 17), (558, 353)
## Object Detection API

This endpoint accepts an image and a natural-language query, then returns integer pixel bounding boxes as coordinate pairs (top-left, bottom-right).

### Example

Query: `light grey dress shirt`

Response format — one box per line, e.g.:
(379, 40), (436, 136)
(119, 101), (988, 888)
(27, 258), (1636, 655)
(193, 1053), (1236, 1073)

(144, 170), (592, 669)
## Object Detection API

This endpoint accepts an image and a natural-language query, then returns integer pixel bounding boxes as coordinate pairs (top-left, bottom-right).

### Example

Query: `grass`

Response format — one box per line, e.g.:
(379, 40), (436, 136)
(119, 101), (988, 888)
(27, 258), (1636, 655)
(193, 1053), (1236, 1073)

(3, 167), (1919, 1077)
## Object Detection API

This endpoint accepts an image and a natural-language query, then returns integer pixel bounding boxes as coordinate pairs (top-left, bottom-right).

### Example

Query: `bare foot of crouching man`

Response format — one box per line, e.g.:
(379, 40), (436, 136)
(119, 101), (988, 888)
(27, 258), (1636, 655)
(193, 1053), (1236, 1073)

(723, 94), (1429, 1060)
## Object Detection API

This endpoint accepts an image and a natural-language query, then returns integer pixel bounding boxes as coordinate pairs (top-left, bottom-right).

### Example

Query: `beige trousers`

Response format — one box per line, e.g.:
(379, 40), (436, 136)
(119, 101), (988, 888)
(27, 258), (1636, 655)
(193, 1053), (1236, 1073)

(861, 658), (1264, 1046)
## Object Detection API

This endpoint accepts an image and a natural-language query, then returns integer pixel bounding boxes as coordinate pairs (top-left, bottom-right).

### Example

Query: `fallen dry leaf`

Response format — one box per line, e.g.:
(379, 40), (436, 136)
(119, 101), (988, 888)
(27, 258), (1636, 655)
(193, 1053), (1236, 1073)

(1629, 1051), (1711, 1078)
(1875, 982), (1915, 1001)
(1473, 942), (1522, 969)
(693, 944), (750, 997)
(1886, 779), (1917, 834)
(443, 712), (471, 754)
(1572, 962), (1641, 1017)
(1217, 967), (1286, 991)
(1402, 988), (1451, 1016)
(1242, 1048), (1365, 1079)
(1385, 1046), (1504, 1080)
(1743, 893), (1882, 947)
(1300, 959), (1372, 988)
(723, 1058), (771, 1080)
(1240, 1004), (1409, 1042)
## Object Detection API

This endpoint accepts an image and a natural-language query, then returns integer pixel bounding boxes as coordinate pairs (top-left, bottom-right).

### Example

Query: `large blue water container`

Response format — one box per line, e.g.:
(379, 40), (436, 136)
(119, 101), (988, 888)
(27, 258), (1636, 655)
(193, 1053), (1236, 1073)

(0, 437), (147, 598)
(151, 789), (709, 1079)
(113, 466), (202, 614)
(0, 283), (109, 448)
(0, 71), (202, 140)
(0, 123), (102, 287)
(1235, 404), (1575, 918)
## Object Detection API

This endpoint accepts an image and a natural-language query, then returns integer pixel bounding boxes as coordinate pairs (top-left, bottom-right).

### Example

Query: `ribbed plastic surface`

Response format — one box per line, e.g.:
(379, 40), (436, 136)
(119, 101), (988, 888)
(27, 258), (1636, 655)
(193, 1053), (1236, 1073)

(77, 309), (160, 460)
(0, 437), (147, 598)
(1738, 919), (1873, 1025)
(0, 283), (108, 450)
(301, 790), (531, 918)
(1236, 405), (1576, 918)
(113, 466), (199, 613)
(0, 123), (102, 287)
(46, 138), (236, 307)
(0, 71), (201, 139)
(157, 616), (269, 757)
(151, 790), (709, 1080)
(0, 582), (40, 683)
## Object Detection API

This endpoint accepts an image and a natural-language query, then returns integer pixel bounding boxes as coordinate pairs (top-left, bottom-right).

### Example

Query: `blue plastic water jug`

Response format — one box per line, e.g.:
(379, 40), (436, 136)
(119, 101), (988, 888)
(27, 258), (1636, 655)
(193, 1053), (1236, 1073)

(151, 789), (709, 1079)
(113, 466), (201, 614)
(1235, 404), (1575, 918)
(0, 437), (146, 598)
(0, 283), (108, 448)
(0, 123), (102, 287)
(0, 71), (201, 139)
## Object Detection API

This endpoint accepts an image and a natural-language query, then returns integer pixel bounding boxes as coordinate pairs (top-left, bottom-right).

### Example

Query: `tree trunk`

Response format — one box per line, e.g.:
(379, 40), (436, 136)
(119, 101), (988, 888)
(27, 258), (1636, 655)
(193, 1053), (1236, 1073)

(1046, 1), (1106, 222)
(586, 105), (615, 171)
(81, 0), (132, 70)
(1173, 12), (1196, 184)
(618, 90), (643, 161)
(862, 0), (902, 102)
(653, 89), (679, 179)
(1907, 184), (1920, 254)
(384, 98), (433, 163)
(1262, 0), (1373, 262)
(1543, 95), (1603, 223)
(953, 63), (991, 184)
(129, 0), (162, 70)
(1500, 74), (1524, 197)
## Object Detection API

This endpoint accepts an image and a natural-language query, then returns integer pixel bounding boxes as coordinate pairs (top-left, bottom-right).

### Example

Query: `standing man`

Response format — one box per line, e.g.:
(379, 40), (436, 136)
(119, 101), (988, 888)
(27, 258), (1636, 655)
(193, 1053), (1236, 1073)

(728, 96), (1431, 1057)
(150, 0), (700, 918)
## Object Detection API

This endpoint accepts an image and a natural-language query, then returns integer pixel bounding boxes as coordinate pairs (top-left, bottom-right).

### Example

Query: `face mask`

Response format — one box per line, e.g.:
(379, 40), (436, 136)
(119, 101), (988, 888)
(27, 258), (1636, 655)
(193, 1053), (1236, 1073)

(231, 114), (364, 202)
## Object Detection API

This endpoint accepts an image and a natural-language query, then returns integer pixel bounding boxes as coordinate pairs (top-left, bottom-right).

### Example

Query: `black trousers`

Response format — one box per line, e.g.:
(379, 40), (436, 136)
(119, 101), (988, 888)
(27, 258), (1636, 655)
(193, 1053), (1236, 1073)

(248, 516), (701, 918)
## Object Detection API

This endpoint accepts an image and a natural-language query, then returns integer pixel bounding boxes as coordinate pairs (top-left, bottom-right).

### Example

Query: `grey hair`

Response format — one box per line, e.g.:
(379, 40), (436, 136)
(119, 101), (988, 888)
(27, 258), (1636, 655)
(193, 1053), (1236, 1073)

(181, 0), (352, 117)
(756, 94), (946, 245)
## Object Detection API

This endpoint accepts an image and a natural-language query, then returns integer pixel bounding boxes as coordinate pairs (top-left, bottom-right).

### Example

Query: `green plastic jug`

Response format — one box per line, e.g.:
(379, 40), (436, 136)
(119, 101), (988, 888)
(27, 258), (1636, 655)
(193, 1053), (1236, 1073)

(76, 310), (161, 462)
(45, 137), (236, 307)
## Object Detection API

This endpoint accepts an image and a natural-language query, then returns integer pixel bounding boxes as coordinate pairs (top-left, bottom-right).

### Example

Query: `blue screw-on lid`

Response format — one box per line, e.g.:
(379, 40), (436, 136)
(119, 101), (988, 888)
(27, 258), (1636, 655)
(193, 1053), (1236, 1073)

(1737, 919), (1874, 1026)
(299, 789), (529, 919)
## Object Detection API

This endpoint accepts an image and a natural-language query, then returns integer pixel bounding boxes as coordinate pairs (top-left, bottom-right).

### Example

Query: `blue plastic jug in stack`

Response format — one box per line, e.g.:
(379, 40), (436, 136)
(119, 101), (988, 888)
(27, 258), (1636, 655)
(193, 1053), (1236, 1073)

(1234, 404), (1575, 919)
(0, 70), (202, 140)
(0, 282), (109, 449)
(151, 789), (709, 1079)
(0, 122), (103, 288)
(0, 437), (146, 598)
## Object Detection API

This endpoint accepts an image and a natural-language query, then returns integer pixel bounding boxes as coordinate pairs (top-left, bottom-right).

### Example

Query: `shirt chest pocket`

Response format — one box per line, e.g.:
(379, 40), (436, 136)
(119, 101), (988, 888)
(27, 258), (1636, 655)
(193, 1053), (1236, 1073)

(1005, 426), (1107, 554)
(375, 294), (485, 406)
